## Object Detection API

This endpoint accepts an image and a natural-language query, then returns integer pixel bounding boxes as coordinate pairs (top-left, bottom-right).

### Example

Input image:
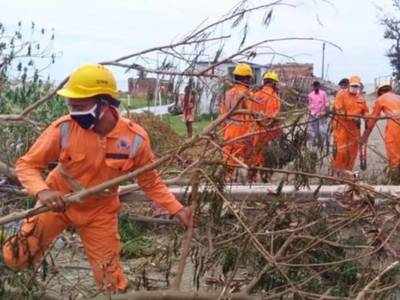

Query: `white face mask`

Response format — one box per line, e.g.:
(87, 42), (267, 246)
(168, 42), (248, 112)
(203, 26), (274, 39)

(349, 86), (360, 95)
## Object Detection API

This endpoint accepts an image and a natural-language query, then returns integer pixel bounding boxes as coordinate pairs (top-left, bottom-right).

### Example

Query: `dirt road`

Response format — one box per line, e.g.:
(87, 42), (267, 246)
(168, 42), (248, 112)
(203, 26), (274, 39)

(359, 93), (388, 183)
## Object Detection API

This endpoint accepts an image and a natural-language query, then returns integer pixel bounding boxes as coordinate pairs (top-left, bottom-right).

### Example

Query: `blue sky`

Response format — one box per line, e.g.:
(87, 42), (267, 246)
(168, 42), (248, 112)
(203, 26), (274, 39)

(0, 0), (395, 90)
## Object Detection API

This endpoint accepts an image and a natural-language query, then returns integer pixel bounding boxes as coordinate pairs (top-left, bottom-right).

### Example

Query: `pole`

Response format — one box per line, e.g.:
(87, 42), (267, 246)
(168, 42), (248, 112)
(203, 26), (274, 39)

(321, 42), (326, 80)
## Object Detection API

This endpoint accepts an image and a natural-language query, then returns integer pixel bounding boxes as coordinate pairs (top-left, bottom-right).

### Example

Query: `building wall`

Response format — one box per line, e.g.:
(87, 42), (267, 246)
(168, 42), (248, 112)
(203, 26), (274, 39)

(128, 78), (172, 99)
(271, 63), (314, 80)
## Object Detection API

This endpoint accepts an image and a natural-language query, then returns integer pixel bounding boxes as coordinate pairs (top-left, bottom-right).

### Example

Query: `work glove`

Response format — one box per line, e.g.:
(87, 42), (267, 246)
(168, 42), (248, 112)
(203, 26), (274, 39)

(37, 189), (65, 212)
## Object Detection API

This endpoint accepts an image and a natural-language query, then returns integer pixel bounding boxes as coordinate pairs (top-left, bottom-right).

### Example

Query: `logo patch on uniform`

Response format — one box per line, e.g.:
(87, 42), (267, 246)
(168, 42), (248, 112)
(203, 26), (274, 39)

(117, 138), (130, 152)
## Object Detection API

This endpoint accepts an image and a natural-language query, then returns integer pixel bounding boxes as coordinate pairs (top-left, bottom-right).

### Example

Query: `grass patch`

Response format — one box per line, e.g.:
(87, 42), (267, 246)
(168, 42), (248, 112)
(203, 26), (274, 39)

(120, 96), (154, 110)
(120, 96), (172, 110)
(119, 214), (153, 259)
(162, 114), (215, 137)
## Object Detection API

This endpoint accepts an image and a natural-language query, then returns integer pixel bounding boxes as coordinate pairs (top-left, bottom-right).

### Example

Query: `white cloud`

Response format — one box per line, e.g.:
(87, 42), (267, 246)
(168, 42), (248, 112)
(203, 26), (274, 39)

(0, 0), (394, 89)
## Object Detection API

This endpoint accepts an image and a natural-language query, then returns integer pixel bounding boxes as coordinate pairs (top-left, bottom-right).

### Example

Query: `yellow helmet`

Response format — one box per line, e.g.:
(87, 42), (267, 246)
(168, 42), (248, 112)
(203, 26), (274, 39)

(57, 63), (118, 99)
(263, 70), (279, 82)
(232, 63), (253, 77)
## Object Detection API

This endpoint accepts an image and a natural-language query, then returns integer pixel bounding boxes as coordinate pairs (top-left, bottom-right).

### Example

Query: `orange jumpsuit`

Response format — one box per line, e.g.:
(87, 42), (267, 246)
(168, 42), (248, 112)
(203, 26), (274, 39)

(3, 113), (183, 292)
(367, 92), (400, 167)
(332, 90), (369, 171)
(219, 83), (252, 167)
(249, 86), (281, 166)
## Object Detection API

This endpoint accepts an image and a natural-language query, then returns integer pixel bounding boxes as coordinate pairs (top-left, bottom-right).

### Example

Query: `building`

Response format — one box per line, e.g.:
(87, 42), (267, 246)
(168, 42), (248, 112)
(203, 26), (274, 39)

(128, 76), (172, 99)
(271, 63), (314, 80)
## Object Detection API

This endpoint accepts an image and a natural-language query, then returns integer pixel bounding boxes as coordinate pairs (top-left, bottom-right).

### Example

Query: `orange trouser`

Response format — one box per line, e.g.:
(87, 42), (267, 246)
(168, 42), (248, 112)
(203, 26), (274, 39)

(386, 125), (400, 167)
(2, 200), (127, 292)
(332, 124), (360, 171)
(222, 123), (251, 167)
(249, 125), (283, 167)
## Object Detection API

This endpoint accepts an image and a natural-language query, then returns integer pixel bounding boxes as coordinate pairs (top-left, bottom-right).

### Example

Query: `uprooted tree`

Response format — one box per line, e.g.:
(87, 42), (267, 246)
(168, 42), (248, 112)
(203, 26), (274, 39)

(1, 1), (400, 299)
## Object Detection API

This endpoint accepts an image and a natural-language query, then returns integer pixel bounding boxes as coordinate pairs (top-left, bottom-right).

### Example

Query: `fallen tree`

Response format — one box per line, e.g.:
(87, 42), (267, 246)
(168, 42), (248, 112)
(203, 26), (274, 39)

(2, 1), (400, 299)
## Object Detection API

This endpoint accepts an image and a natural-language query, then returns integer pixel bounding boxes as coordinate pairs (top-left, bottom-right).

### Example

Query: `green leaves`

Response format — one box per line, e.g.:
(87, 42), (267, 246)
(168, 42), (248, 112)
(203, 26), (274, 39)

(118, 214), (153, 259)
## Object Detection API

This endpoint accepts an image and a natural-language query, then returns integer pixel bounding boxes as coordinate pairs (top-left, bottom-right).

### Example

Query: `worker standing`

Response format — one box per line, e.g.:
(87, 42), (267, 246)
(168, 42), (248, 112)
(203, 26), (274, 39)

(331, 75), (369, 173)
(307, 81), (329, 148)
(180, 79), (198, 138)
(361, 81), (400, 172)
(249, 70), (281, 177)
(219, 63), (253, 181)
(2, 64), (192, 293)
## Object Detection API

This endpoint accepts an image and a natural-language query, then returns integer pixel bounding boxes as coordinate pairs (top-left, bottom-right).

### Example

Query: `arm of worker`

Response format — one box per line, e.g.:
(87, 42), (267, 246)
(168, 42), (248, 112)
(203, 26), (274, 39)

(265, 94), (281, 119)
(361, 101), (381, 144)
(132, 135), (191, 227)
(333, 93), (345, 114)
(15, 123), (65, 211)
(16, 123), (61, 195)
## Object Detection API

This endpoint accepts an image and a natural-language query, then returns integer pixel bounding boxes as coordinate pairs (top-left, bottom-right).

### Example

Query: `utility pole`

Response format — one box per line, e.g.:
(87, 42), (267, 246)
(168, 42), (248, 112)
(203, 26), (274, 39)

(321, 42), (326, 80)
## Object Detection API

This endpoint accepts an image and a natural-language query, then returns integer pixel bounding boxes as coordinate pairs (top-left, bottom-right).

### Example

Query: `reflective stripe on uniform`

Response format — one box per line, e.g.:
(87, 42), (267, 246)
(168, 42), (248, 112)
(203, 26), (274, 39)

(60, 122), (70, 149)
(130, 135), (143, 158)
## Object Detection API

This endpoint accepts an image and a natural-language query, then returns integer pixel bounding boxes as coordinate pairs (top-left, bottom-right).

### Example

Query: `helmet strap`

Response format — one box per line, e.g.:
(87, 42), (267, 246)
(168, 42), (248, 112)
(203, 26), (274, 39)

(94, 99), (108, 125)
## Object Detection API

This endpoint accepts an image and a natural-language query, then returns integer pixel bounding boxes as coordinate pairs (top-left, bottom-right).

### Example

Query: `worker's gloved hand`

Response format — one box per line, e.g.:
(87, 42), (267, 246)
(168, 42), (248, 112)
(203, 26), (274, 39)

(174, 206), (193, 228)
(37, 189), (65, 212)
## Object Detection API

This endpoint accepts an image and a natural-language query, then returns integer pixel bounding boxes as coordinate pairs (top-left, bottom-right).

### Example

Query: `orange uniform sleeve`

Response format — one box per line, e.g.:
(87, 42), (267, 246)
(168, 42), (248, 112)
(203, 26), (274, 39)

(219, 92), (229, 115)
(15, 123), (62, 196)
(362, 99), (369, 116)
(333, 94), (345, 114)
(132, 136), (183, 215)
(265, 94), (281, 118)
(366, 99), (382, 130)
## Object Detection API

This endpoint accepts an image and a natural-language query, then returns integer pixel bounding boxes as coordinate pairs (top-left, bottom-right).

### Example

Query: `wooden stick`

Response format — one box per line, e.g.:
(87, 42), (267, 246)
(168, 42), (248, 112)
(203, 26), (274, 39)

(125, 214), (179, 226)
(0, 102), (239, 226)
(355, 261), (399, 300)
(0, 154), (174, 226)
(171, 170), (200, 290)
(89, 290), (260, 300)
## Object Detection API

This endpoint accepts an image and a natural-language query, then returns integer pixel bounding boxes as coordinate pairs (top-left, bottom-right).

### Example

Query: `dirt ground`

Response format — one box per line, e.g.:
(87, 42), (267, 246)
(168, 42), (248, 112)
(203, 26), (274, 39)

(360, 93), (388, 183)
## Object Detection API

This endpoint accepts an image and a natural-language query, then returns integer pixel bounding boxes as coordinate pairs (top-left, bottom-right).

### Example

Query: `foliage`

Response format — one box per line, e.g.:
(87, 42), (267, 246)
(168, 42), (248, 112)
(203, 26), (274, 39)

(128, 112), (183, 155)
(0, 21), (57, 85)
(0, 22), (66, 165)
(381, 0), (400, 84)
(118, 214), (153, 259)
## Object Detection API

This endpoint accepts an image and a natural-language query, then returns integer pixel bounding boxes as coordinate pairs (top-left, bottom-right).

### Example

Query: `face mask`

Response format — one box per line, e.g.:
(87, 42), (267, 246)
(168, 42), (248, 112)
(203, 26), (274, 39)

(349, 86), (360, 95)
(70, 104), (101, 129)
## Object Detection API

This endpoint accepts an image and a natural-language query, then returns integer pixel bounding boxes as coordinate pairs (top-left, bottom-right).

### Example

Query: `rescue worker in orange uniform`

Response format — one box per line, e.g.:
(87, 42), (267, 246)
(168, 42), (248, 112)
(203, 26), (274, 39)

(249, 70), (281, 171)
(331, 75), (369, 173)
(361, 81), (400, 169)
(2, 64), (192, 293)
(219, 63), (253, 180)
